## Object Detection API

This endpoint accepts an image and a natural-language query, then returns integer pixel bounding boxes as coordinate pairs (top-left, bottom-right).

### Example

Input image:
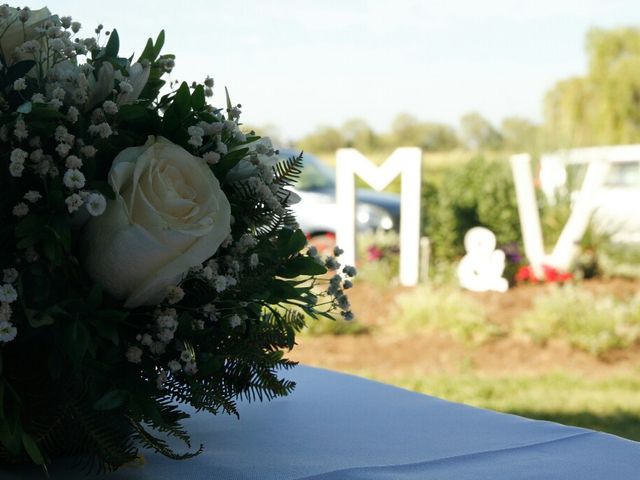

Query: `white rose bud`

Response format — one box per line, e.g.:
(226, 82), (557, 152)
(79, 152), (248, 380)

(83, 136), (231, 308)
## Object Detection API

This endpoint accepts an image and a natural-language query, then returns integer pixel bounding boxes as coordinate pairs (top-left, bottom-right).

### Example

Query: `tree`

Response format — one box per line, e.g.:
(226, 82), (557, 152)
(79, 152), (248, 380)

(543, 27), (640, 148)
(297, 126), (345, 154)
(500, 116), (540, 153)
(387, 113), (459, 151)
(460, 112), (503, 150)
(341, 118), (378, 152)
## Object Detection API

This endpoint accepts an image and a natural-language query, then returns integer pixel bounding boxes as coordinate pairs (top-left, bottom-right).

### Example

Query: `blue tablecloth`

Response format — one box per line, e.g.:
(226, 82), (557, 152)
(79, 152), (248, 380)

(3, 365), (640, 479)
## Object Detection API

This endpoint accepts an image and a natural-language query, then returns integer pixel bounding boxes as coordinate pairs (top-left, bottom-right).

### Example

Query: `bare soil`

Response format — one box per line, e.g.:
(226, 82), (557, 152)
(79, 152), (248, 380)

(291, 278), (640, 378)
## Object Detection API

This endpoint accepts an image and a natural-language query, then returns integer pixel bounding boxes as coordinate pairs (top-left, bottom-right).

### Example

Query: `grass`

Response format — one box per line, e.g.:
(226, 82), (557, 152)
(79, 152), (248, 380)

(393, 286), (504, 344)
(302, 317), (369, 336)
(514, 286), (640, 355)
(366, 372), (640, 441)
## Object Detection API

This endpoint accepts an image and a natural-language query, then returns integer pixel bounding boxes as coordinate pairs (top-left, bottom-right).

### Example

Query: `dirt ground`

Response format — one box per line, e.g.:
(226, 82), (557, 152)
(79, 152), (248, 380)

(291, 278), (640, 378)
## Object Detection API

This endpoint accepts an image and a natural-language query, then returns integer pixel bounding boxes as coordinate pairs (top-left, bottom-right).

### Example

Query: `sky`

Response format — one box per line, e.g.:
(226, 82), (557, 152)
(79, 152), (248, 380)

(51, 0), (640, 140)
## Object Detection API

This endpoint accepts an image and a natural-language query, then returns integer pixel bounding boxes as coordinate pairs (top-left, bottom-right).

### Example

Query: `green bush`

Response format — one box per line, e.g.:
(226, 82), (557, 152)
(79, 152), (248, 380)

(422, 156), (522, 262)
(393, 286), (504, 344)
(514, 286), (640, 355)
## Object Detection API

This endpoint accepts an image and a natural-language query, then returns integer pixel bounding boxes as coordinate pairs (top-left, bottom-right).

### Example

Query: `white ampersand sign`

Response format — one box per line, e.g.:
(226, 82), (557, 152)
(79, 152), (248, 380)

(457, 227), (509, 293)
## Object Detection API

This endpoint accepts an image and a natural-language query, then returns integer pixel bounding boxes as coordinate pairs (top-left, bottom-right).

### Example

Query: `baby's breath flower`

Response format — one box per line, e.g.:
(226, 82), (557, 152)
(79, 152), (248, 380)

(80, 145), (97, 158)
(13, 78), (26, 91)
(60, 16), (72, 29)
(341, 310), (355, 321)
(229, 314), (242, 328)
(85, 192), (106, 216)
(12, 203), (28, 217)
(324, 256), (341, 271)
(9, 160), (25, 177)
(0, 321), (17, 343)
(2, 269), (18, 284)
(125, 346), (143, 364)
(31, 93), (45, 103)
(204, 76), (214, 88)
(63, 168), (86, 189)
(333, 246), (344, 257)
(48, 98), (63, 110)
(307, 246), (318, 257)
(103, 100), (118, 115)
(52, 87), (66, 100)
(249, 253), (259, 268)
(71, 21), (81, 33)
(168, 360), (181, 373)
(67, 106), (79, 123)
(165, 286), (185, 304)
(118, 80), (133, 94)
(56, 143), (71, 158)
(202, 151), (220, 165)
(343, 280), (353, 289)
(342, 265), (357, 277)
(213, 275), (227, 292)
(205, 87), (213, 97)
(24, 190), (41, 203)
(0, 284), (18, 303)
(88, 122), (112, 138)
(65, 155), (82, 169)
(65, 193), (83, 212)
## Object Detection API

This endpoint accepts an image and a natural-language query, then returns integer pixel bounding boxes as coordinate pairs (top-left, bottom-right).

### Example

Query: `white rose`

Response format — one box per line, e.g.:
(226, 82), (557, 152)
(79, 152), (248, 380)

(0, 7), (53, 64)
(83, 136), (231, 308)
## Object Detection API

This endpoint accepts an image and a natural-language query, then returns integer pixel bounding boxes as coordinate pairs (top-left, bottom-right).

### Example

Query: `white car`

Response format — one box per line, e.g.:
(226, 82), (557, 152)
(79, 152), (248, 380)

(539, 146), (640, 243)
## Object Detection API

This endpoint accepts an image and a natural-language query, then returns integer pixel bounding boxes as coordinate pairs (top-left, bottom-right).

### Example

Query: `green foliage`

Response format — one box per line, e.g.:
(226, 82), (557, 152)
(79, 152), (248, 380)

(544, 27), (640, 148)
(393, 286), (504, 344)
(514, 286), (640, 355)
(460, 112), (503, 150)
(422, 156), (522, 261)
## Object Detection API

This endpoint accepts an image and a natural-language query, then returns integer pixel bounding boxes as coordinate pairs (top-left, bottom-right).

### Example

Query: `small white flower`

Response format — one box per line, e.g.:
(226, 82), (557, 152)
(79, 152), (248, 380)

(48, 99), (63, 110)
(12, 203), (28, 217)
(325, 256), (341, 271)
(60, 16), (72, 29)
(23, 191), (41, 203)
(2, 269), (18, 284)
(180, 350), (194, 363)
(341, 310), (355, 321)
(203, 151), (220, 165)
(80, 145), (97, 158)
(188, 135), (203, 148)
(307, 246), (318, 257)
(168, 360), (181, 373)
(0, 321), (17, 343)
(85, 192), (106, 216)
(165, 286), (185, 304)
(88, 122), (112, 138)
(342, 265), (357, 277)
(140, 333), (153, 346)
(71, 21), (81, 33)
(333, 246), (344, 257)
(0, 284), (18, 303)
(204, 76), (214, 88)
(216, 140), (228, 155)
(52, 87), (66, 100)
(9, 162), (24, 177)
(10, 149), (28, 164)
(67, 106), (79, 123)
(119, 80), (133, 93)
(229, 314), (242, 328)
(65, 155), (82, 169)
(125, 346), (143, 364)
(56, 143), (71, 158)
(188, 126), (205, 138)
(103, 100), (118, 115)
(63, 168), (86, 189)
(204, 87), (213, 97)
(213, 275), (227, 292)
(343, 280), (353, 289)
(31, 93), (45, 104)
(65, 193), (83, 212)
(249, 253), (259, 268)
(13, 78), (26, 91)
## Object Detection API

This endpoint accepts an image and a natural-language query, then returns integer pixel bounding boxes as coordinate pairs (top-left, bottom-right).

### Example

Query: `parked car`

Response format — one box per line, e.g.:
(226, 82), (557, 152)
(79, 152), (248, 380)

(539, 147), (640, 243)
(276, 149), (400, 250)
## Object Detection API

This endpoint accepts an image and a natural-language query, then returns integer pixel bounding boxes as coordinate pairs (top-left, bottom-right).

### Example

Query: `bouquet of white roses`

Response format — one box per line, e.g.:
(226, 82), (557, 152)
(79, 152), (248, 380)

(0, 5), (354, 473)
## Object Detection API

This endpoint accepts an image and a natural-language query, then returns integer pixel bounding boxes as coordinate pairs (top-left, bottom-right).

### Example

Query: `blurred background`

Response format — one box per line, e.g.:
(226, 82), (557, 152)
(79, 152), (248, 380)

(60, 0), (640, 440)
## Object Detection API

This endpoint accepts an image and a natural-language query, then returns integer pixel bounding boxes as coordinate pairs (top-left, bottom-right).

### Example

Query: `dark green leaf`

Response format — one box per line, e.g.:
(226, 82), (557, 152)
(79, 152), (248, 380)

(93, 390), (129, 411)
(277, 256), (327, 278)
(104, 29), (120, 58)
(21, 433), (44, 466)
(0, 60), (36, 88)
(191, 85), (205, 110)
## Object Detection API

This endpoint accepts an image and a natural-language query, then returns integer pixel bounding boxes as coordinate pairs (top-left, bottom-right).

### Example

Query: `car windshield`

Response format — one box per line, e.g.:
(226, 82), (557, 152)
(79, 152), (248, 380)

(279, 151), (336, 191)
